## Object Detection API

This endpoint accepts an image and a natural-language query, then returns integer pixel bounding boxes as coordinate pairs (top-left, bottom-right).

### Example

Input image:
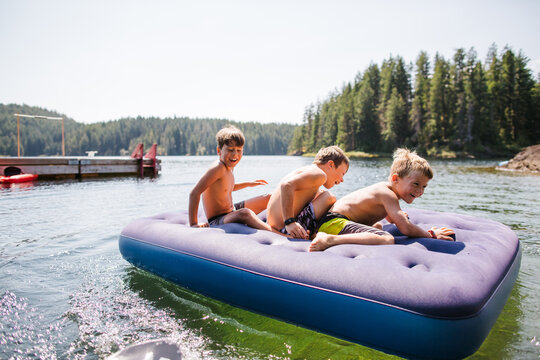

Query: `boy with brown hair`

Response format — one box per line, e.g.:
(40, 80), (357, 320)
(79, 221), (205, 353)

(309, 148), (454, 251)
(267, 146), (349, 239)
(189, 126), (273, 232)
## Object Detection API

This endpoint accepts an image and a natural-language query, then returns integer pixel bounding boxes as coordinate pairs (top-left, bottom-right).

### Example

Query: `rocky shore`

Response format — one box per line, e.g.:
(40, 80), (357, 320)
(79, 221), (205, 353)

(497, 144), (540, 173)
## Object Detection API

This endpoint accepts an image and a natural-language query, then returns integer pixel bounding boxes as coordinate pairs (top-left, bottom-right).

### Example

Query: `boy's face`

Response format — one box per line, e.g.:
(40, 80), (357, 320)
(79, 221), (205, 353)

(218, 142), (243, 169)
(393, 171), (430, 204)
(323, 161), (348, 189)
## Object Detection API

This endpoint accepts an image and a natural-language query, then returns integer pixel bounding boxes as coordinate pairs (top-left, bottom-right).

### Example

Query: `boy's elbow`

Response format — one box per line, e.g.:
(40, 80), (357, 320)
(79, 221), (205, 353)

(381, 234), (394, 245)
(280, 182), (293, 194)
(189, 189), (200, 200)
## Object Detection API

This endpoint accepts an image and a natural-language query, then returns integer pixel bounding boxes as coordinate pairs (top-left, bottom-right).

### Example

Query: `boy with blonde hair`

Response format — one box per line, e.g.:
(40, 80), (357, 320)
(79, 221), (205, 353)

(189, 126), (273, 232)
(267, 146), (349, 239)
(310, 148), (454, 251)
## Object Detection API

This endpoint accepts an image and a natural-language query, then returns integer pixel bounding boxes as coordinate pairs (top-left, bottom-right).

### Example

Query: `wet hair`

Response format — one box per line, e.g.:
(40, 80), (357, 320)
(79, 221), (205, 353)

(313, 146), (349, 169)
(216, 126), (245, 148)
(390, 148), (433, 179)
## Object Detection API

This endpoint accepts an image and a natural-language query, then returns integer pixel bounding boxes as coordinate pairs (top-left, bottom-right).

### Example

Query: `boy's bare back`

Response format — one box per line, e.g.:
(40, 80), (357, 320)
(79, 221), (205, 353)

(267, 164), (327, 230)
(331, 182), (397, 226)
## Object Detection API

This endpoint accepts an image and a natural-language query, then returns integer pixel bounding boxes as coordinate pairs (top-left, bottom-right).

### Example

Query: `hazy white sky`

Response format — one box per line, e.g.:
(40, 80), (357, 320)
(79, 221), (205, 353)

(1, 0), (539, 125)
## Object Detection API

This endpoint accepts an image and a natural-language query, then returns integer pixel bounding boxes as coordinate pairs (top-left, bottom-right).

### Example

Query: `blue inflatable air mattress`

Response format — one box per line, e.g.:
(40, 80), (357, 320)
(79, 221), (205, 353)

(118, 208), (521, 359)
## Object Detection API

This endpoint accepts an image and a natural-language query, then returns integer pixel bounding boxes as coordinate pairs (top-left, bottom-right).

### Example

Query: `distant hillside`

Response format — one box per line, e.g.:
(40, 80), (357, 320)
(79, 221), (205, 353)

(0, 104), (296, 156)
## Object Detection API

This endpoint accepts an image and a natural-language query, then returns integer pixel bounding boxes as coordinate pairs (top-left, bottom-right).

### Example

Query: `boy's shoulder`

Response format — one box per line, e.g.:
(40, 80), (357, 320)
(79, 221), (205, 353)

(372, 181), (398, 198)
(298, 164), (327, 180)
(286, 164), (323, 177)
(205, 160), (231, 177)
(304, 163), (326, 174)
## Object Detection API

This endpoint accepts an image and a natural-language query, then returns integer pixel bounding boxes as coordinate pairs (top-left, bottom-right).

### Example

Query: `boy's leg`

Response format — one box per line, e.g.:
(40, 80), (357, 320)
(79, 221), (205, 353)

(310, 232), (394, 251)
(224, 208), (286, 236)
(311, 190), (336, 220)
(310, 221), (394, 251)
(240, 194), (271, 214)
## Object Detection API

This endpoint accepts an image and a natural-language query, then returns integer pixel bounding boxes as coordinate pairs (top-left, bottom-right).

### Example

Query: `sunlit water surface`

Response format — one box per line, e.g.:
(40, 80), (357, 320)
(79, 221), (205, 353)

(1, 156), (539, 359)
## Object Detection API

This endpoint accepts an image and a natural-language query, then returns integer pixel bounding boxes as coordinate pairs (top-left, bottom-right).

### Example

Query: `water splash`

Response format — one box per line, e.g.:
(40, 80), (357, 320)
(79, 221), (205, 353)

(64, 282), (211, 359)
(0, 291), (67, 360)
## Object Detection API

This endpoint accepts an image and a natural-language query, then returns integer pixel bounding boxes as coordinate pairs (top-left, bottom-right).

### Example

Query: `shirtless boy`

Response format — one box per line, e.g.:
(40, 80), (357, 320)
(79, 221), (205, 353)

(189, 126), (273, 232)
(310, 148), (454, 251)
(266, 146), (349, 239)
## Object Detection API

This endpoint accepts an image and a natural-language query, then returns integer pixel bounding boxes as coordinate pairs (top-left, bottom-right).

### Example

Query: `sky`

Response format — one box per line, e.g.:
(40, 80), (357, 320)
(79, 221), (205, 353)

(1, 0), (539, 125)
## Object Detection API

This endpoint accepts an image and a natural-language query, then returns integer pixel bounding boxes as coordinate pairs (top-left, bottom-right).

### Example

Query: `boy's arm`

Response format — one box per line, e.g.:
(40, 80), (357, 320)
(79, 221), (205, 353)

(381, 192), (454, 240)
(233, 179), (268, 191)
(188, 163), (225, 227)
(281, 170), (326, 239)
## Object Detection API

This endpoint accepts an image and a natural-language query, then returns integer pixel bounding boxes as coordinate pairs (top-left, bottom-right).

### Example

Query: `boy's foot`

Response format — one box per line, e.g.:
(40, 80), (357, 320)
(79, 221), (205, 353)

(309, 232), (333, 252)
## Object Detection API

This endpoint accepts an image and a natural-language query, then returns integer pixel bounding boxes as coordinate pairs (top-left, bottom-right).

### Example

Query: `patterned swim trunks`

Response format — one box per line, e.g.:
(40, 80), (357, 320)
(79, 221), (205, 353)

(280, 202), (318, 236)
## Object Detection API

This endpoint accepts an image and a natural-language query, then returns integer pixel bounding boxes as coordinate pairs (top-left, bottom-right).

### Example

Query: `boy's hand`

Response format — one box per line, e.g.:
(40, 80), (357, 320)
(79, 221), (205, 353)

(191, 223), (209, 228)
(285, 222), (309, 239)
(250, 179), (268, 187)
(431, 226), (455, 241)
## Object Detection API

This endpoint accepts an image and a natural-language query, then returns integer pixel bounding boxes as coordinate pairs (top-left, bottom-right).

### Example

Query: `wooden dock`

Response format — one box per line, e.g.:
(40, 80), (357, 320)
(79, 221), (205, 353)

(0, 156), (161, 179)
(0, 144), (161, 179)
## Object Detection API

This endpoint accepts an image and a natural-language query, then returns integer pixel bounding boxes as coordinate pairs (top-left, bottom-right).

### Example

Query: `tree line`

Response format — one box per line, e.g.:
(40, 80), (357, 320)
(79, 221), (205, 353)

(289, 45), (540, 156)
(0, 104), (295, 156)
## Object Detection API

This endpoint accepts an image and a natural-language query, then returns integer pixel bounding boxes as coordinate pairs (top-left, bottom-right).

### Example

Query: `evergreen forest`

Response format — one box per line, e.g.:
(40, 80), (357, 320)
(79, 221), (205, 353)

(2, 45), (539, 159)
(289, 45), (540, 156)
(0, 104), (295, 156)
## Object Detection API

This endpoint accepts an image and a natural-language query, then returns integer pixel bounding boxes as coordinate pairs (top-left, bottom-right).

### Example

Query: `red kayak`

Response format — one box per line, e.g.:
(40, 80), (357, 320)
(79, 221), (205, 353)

(0, 174), (39, 183)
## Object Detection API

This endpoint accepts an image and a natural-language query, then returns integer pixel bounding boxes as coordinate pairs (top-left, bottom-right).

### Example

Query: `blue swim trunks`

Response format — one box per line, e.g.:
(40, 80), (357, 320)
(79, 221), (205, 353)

(280, 202), (318, 236)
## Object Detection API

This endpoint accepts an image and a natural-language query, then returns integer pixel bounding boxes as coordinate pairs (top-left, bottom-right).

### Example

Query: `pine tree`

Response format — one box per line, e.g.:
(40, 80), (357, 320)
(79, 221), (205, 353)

(464, 50), (491, 148)
(427, 54), (453, 149)
(531, 76), (540, 144)
(485, 44), (504, 147)
(514, 51), (536, 145)
(337, 84), (355, 150)
(354, 65), (380, 151)
(410, 51), (430, 149)
(499, 47), (518, 144)
(383, 88), (408, 149)
(451, 48), (467, 149)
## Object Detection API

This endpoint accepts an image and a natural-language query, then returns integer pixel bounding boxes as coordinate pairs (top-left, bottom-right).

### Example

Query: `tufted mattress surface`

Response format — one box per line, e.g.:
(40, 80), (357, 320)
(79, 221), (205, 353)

(119, 207), (519, 319)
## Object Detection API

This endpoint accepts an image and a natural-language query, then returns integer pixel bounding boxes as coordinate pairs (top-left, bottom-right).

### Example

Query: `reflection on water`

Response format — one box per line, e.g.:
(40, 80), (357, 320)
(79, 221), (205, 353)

(0, 156), (539, 359)
(470, 276), (523, 359)
(125, 268), (387, 360)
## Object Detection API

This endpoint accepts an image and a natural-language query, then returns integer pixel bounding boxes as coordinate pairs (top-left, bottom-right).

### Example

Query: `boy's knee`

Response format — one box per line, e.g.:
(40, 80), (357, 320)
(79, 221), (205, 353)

(327, 192), (337, 204)
(319, 190), (336, 205)
(237, 208), (256, 221)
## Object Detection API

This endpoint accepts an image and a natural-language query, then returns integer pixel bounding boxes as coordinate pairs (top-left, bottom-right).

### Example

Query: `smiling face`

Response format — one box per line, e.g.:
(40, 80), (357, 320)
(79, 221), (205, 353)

(217, 143), (243, 169)
(392, 170), (430, 204)
(323, 161), (348, 189)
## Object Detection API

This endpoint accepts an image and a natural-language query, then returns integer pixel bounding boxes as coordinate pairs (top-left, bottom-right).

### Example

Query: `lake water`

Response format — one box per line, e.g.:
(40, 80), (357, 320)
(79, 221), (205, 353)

(1, 156), (539, 359)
